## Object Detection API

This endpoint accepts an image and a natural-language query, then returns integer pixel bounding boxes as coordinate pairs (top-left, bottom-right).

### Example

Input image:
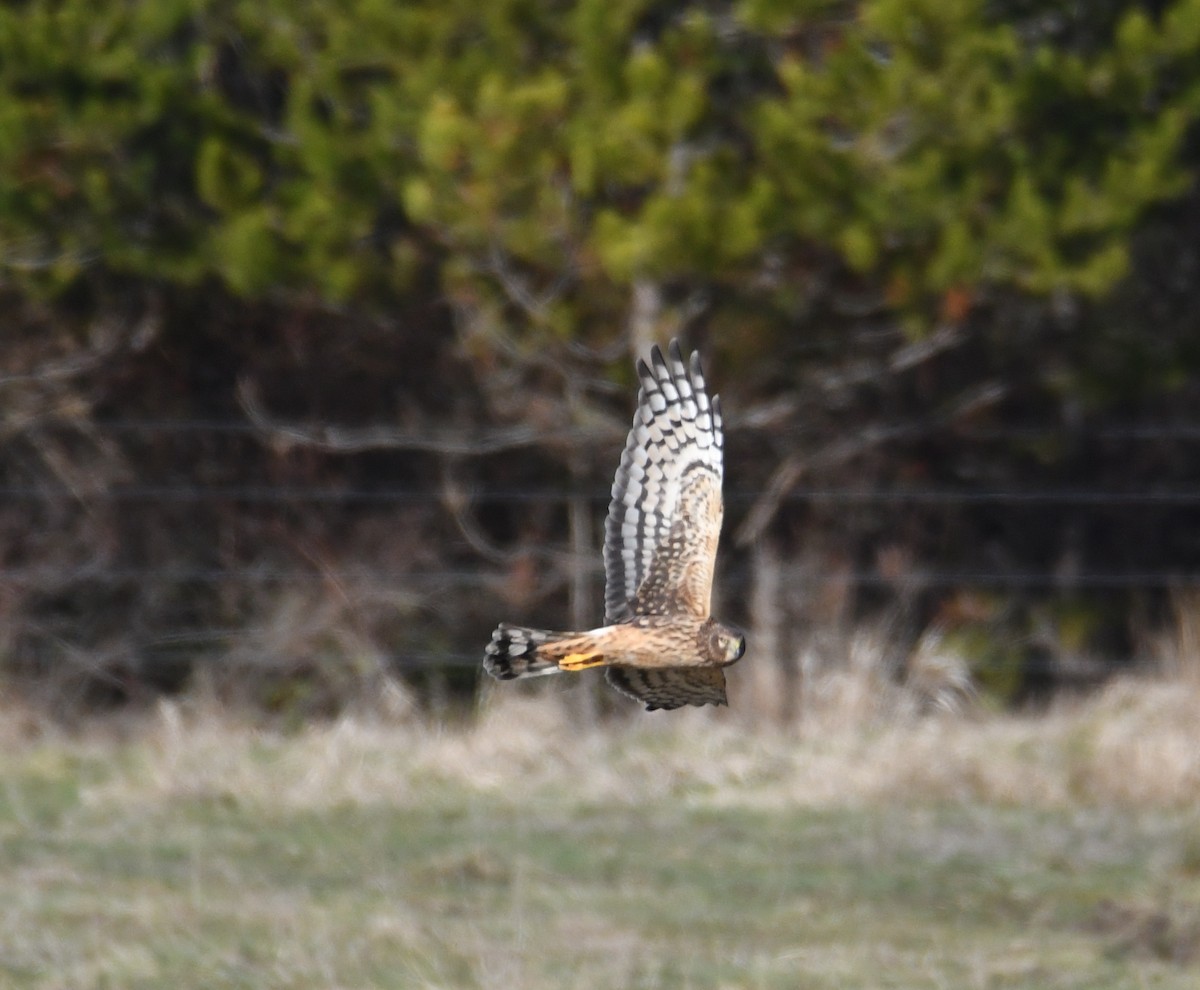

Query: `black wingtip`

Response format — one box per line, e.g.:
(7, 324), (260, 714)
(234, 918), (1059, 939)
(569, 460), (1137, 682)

(649, 343), (669, 377)
(667, 338), (683, 366)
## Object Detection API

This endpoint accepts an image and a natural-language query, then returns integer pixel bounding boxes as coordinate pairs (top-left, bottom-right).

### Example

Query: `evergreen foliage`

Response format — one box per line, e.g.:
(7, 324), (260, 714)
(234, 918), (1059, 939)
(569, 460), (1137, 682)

(5, 0), (1198, 316)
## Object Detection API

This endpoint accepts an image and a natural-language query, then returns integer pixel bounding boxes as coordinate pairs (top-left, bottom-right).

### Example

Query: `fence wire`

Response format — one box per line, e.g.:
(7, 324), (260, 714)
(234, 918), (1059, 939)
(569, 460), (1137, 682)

(5, 418), (1200, 675)
(4, 484), (1200, 505)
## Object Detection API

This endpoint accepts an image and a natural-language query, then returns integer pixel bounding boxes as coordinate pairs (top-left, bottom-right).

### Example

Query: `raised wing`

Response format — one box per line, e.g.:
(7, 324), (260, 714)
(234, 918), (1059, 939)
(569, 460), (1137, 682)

(603, 340), (724, 623)
(606, 666), (728, 711)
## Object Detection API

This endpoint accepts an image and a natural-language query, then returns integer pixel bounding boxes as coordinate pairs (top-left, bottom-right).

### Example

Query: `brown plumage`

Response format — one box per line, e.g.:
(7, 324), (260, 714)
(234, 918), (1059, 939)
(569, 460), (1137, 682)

(483, 340), (745, 710)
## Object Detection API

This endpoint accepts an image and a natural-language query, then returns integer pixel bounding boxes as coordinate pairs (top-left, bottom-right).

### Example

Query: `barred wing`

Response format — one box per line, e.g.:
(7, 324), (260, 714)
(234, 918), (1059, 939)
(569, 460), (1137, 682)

(606, 666), (728, 711)
(603, 340), (724, 622)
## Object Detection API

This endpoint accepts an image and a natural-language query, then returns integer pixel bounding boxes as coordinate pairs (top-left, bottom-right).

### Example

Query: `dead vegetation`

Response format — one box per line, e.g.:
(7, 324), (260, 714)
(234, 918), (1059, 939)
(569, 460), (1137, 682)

(6, 594), (1199, 815)
(3, 630), (1199, 990)
(31, 649), (1192, 818)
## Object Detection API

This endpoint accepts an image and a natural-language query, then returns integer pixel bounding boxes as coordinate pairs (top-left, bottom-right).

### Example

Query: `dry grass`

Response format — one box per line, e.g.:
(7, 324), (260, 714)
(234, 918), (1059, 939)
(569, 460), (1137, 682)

(45, 662), (1193, 818)
(3, 654), (1200, 989)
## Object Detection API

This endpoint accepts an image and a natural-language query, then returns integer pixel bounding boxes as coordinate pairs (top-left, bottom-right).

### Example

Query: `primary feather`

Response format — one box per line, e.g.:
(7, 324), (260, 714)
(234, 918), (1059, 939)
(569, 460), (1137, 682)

(603, 340), (724, 623)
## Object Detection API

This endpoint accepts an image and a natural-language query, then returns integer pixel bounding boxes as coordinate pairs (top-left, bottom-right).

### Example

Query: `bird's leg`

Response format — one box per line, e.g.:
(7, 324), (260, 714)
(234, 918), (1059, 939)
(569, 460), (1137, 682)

(557, 651), (609, 671)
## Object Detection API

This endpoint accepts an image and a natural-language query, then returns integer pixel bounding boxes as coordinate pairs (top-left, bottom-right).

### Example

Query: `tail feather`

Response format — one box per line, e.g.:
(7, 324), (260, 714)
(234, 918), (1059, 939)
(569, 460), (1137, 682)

(484, 625), (561, 680)
(484, 624), (608, 680)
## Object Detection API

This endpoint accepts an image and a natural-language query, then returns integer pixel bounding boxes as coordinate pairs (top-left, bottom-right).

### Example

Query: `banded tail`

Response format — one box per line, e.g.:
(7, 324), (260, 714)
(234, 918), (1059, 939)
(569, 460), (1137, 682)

(484, 623), (610, 680)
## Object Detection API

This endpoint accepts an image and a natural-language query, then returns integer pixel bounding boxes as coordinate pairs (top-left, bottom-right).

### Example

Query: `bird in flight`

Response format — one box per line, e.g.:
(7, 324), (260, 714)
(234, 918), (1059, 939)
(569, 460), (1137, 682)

(484, 339), (745, 710)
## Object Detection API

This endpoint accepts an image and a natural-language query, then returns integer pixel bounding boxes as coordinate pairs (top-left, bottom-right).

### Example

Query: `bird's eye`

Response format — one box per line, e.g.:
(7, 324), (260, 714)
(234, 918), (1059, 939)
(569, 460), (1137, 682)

(731, 635), (746, 662)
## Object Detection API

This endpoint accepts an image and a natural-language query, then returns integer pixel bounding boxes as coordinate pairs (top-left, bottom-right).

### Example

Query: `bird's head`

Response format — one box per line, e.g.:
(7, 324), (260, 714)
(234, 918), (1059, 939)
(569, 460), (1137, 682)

(706, 620), (747, 667)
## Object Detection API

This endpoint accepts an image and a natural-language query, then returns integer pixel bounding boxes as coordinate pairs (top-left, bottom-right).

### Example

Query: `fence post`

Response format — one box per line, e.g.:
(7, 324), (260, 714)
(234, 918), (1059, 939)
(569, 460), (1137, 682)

(747, 538), (788, 725)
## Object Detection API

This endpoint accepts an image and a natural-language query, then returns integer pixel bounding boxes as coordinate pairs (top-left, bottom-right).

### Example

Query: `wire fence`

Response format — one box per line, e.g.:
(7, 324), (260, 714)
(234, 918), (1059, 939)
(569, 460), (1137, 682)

(6, 418), (1200, 677)
(2, 566), (1199, 589)
(78, 417), (1200, 441)
(5, 484), (1200, 505)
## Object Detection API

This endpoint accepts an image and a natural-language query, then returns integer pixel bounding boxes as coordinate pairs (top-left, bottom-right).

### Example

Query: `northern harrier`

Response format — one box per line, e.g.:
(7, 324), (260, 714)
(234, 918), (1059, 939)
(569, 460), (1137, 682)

(483, 340), (745, 710)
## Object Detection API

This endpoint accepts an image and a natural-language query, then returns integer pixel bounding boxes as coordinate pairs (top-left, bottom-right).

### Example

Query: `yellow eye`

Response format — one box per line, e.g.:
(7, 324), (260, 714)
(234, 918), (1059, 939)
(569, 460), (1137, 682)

(731, 635), (746, 662)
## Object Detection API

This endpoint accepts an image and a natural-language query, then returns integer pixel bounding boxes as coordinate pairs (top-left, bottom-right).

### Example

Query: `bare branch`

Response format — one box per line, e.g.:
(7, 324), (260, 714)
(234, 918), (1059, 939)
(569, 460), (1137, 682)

(482, 242), (576, 325)
(438, 465), (519, 566)
(0, 318), (127, 390)
(735, 426), (898, 546)
(888, 323), (965, 373)
(238, 378), (618, 455)
(729, 397), (800, 431)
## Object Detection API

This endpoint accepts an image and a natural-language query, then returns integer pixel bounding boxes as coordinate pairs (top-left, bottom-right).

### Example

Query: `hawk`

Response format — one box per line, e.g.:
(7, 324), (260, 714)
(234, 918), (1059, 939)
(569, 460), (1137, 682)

(484, 339), (745, 710)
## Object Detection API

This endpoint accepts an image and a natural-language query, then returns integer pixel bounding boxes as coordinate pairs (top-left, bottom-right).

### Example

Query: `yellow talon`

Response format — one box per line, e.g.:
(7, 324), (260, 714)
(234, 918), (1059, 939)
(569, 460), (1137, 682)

(558, 652), (606, 671)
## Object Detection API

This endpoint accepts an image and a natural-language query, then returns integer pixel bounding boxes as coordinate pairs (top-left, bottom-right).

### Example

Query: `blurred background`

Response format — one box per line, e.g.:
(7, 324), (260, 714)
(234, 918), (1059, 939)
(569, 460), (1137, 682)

(7, 3), (1200, 988)
(3, 0), (1200, 723)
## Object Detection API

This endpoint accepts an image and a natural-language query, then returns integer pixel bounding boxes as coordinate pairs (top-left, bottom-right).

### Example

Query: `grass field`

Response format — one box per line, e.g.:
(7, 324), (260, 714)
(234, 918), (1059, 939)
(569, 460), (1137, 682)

(1, 677), (1199, 989)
